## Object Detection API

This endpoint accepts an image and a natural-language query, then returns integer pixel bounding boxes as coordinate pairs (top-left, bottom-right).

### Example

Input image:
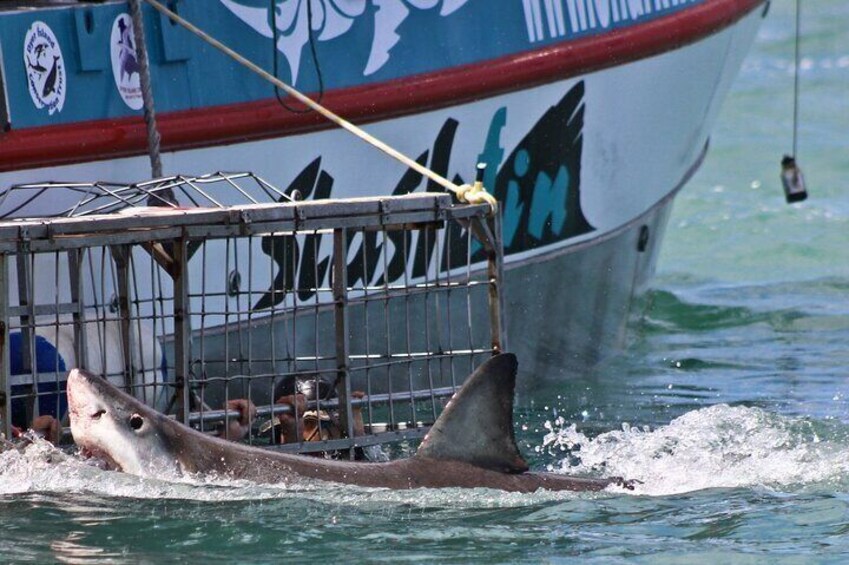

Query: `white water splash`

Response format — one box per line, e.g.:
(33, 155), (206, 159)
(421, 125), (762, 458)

(544, 405), (849, 496)
(8, 405), (842, 503)
(0, 438), (321, 501)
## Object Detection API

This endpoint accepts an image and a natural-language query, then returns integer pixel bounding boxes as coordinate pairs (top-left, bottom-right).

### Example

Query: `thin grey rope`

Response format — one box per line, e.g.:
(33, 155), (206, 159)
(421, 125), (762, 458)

(272, 0), (324, 113)
(792, 0), (801, 158)
(129, 0), (163, 179)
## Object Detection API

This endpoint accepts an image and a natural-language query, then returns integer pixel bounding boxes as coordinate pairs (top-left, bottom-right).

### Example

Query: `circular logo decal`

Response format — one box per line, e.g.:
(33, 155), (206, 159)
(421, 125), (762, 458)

(110, 13), (143, 110)
(23, 21), (66, 115)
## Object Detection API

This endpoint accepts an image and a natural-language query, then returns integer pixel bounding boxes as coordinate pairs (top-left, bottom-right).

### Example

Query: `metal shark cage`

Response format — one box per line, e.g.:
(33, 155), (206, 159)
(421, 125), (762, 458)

(0, 173), (505, 457)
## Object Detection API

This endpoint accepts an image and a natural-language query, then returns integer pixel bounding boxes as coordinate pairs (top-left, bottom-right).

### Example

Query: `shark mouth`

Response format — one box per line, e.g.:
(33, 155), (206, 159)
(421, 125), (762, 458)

(78, 446), (121, 472)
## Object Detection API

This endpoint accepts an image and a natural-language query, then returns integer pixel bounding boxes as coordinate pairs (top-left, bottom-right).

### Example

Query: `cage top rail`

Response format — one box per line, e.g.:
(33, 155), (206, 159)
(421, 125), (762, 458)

(0, 193), (491, 253)
(0, 172), (292, 220)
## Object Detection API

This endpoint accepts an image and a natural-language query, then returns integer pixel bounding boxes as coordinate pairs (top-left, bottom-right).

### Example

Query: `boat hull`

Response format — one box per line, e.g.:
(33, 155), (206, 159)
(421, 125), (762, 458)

(0, 1), (765, 392)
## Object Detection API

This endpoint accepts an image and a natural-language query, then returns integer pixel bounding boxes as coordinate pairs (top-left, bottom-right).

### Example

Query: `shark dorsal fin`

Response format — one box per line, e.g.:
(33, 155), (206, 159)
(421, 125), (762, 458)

(416, 353), (529, 473)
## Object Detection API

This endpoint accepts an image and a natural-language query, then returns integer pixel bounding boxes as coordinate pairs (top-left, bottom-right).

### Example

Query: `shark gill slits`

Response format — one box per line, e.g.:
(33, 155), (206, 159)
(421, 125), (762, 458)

(129, 414), (144, 430)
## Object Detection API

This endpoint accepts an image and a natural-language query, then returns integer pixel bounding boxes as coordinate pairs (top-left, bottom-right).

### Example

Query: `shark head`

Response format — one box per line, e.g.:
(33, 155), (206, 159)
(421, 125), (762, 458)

(67, 368), (183, 478)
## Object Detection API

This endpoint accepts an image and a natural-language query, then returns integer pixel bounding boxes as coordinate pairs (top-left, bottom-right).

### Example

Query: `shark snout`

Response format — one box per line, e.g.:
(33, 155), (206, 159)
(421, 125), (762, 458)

(67, 369), (113, 434)
(67, 369), (96, 418)
(67, 368), (128, 472)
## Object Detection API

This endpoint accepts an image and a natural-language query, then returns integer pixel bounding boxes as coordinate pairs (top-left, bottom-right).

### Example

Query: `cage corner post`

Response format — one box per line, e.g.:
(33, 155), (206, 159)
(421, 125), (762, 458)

(14, 237), (35, 425)
(487, 210), (507, 355)
(0, 253), (10, 439)
(467, 209), (507, 356)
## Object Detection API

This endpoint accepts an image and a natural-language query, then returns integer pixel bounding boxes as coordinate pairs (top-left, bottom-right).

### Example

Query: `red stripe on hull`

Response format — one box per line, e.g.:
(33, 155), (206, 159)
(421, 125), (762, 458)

(0, 0), (764, 173)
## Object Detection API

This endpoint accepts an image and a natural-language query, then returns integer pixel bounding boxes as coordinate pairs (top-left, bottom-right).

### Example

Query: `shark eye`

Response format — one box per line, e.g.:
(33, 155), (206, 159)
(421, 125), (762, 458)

(91, 409), (106, 420)
(129, 414), (144, 431)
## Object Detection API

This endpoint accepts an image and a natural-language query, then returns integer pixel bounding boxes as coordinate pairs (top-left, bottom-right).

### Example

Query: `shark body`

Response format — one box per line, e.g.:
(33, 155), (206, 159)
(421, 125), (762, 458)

(68, 354), (630, 493)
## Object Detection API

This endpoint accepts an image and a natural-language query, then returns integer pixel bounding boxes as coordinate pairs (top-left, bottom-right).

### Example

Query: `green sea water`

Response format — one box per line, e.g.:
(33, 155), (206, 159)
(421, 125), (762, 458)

(2, 1), (848, 562)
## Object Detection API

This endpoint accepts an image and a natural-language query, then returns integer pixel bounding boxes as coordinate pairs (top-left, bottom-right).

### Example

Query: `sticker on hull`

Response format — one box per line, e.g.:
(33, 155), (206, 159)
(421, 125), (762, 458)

(111, 13), (144, 111)
(23, 21), (66, 115)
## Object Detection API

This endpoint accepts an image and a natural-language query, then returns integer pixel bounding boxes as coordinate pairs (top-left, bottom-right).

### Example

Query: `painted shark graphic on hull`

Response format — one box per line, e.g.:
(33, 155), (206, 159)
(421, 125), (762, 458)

(68, 354), (632, 492)
(220, 0), (470, 83)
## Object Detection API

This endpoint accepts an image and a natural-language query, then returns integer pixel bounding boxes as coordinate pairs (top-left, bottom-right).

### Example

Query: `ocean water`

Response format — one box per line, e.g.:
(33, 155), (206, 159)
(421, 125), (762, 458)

(2, 1), (849, 563)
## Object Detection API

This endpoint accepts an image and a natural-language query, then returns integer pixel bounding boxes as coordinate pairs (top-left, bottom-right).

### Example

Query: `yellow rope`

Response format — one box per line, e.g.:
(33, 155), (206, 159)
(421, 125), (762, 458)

(142, 0), (497, 213)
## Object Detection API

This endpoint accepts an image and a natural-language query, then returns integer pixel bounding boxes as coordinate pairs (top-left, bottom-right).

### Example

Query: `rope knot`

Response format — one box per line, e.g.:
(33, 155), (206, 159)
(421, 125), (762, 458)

(456, 183), (498, 213)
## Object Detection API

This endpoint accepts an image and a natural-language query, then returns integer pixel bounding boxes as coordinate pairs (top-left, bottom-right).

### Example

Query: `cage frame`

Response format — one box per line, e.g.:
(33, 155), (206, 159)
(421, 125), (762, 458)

(0, 192), (506, 456)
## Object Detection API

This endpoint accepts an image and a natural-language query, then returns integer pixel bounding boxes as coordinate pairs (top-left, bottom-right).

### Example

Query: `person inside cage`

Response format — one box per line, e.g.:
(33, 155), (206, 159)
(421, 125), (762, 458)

(2, 414), (61, 449)
(215, 398), (258, 442)
(264, 373), (374, 460)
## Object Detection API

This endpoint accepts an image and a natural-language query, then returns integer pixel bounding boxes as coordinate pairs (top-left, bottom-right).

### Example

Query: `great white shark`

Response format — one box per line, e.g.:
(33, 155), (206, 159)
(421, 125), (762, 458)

(68, 354), (632, 492)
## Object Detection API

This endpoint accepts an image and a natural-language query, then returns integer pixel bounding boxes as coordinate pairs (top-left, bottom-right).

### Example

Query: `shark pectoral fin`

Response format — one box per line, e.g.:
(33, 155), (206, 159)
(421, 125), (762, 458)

(416, 353), (529, 474)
